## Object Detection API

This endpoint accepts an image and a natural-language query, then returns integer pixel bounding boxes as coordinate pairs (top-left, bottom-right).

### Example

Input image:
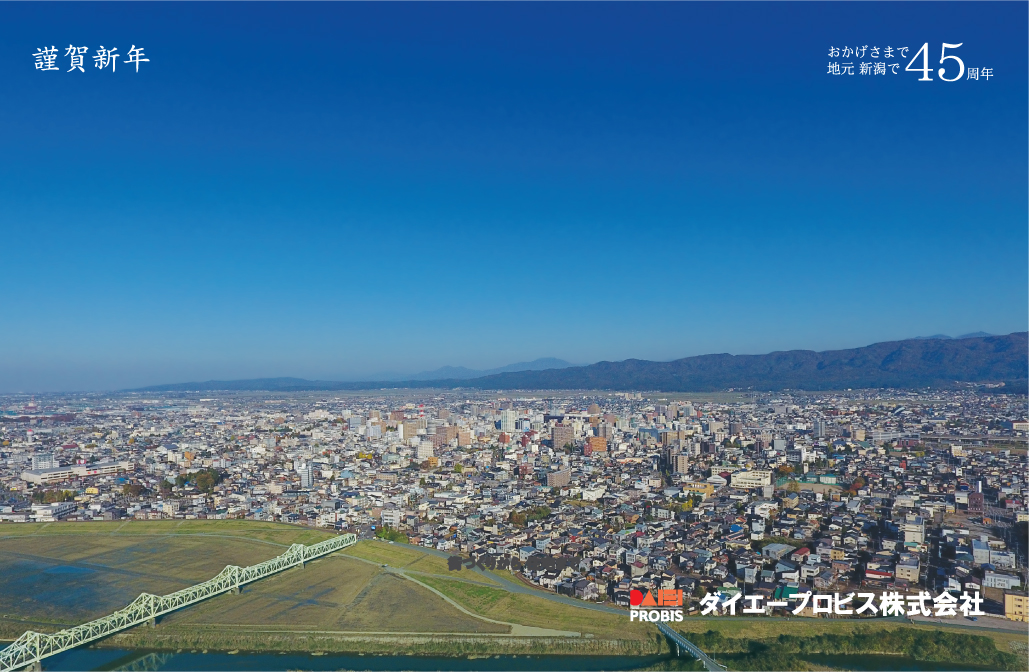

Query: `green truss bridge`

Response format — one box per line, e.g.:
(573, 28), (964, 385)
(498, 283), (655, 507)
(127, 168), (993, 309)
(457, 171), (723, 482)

(657, 621), (726, 672)
(0, 533), (357, 672)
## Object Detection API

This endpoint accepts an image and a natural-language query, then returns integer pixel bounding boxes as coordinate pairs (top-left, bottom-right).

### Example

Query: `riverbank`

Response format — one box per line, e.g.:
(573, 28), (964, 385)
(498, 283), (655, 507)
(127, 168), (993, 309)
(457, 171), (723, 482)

(45, 648), (704, 672)
(9, 624), (1026, 671)
(679, 626), (1024, 671)
(98, 628), (669, 657)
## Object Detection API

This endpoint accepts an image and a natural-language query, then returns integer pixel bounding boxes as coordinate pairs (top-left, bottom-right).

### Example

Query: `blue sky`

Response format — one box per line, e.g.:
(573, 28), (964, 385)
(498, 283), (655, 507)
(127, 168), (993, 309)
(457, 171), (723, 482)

(1, 2), (1026, 391)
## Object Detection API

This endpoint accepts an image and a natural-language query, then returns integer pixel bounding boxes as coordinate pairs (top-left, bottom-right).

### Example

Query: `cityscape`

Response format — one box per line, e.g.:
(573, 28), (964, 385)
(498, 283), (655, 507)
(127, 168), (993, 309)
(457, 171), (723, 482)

(3, 2), (1027, 671)
(3, 388), (1026, 622)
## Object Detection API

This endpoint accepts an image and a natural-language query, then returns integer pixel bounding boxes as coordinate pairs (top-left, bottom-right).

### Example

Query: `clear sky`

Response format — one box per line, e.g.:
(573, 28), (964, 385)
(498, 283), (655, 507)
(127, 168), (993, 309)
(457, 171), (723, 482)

(1, 2), (1026, 392)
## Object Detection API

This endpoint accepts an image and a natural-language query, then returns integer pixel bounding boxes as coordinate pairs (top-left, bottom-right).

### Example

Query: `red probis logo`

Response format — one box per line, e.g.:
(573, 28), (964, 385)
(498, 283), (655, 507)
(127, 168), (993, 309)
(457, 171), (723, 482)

(630, 589), (682, 607)
(629, 588), (684, 621)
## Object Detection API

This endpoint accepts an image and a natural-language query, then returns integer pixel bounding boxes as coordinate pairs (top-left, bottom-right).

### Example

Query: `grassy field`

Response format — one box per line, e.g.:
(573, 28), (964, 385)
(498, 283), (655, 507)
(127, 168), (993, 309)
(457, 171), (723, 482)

(0, 520), (336, 546)
(0, 522), (654, 649)
(156, 555), (507, 634)
(0, 521), (504, 645)
(341, 540), (498, 584)
(0, 528), (288, 631)
(417, 576), (654, 641)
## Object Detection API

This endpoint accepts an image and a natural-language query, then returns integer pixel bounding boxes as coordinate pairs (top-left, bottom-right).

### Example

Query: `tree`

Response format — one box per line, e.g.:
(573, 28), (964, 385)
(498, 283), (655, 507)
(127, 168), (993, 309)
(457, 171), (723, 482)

(845, 475), (866, 496)
(509, 506), (550, 527)
(37, 489), (76, 503)
(376, 525), (408, 543)
(122, 483), (144, 498)
(194, 469), (220, 493)
(173, 468), (222, 494)
(787, 480), (801, 493)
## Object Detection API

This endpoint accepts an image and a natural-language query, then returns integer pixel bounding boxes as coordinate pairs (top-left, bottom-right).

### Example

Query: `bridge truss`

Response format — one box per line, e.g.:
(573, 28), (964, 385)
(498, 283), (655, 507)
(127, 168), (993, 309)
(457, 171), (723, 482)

(0, 532), (357, 672)
(656, 621), (726, 672)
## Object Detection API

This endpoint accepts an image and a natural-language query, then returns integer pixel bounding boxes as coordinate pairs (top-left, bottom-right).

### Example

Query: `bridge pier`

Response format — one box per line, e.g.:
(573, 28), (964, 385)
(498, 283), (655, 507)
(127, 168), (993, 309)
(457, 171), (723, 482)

(232, 585), (240, 594)
(147, 617), (156, 628)
(23, 660), (41, 671)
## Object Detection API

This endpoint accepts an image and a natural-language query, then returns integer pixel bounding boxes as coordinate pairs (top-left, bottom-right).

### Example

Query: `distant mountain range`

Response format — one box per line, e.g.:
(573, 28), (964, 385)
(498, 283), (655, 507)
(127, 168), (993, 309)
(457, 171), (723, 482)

(396, 357), (573, 381)
(131, 332), (1027, 393)
(914, 331), (993, 340)
(133, 358), (575, 392)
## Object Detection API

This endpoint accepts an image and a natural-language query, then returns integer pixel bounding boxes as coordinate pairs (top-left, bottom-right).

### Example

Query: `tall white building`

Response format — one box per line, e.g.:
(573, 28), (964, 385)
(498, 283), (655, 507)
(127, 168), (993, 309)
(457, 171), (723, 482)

(31, 453), (58, 470)
(298, 462), (314, 488)
(500, 409), (517, 433)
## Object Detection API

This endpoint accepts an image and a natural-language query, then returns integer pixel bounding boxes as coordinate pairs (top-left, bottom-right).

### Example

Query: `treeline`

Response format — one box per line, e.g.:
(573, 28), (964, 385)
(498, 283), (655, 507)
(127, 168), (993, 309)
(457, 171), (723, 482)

(30, 489), (76, 504)
(159, 468), (224, 494)
(509, 506), (551, 527)
(687, 628), (1021, 671)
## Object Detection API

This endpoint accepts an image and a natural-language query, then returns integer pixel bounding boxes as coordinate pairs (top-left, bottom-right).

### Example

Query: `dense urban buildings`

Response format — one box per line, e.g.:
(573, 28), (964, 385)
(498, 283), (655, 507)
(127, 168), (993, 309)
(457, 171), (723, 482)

(1, 388), (1026, 622)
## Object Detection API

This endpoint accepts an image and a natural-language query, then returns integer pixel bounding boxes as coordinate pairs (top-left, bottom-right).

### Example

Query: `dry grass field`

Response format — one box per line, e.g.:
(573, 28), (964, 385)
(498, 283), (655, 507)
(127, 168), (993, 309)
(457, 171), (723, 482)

(0, 522), (504, 643)
(416, 576), (654, 641)
(158, 555), (507, 634)
(0, 530), (285, 629)
(340, 540), (498, 584)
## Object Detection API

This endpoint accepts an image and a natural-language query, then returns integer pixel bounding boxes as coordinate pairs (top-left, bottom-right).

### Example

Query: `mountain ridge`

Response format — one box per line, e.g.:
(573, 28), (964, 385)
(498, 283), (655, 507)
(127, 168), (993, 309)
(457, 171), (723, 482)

(130, 332), (1027, 393)
(402, 357), (573, 381)
(464, 332), (1027, 392)
(913, 331), (993, 340)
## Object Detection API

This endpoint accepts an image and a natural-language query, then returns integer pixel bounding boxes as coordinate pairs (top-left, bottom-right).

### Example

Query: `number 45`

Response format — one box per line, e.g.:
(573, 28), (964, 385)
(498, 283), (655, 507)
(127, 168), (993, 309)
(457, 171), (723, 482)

(906, 42), (965, 81)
